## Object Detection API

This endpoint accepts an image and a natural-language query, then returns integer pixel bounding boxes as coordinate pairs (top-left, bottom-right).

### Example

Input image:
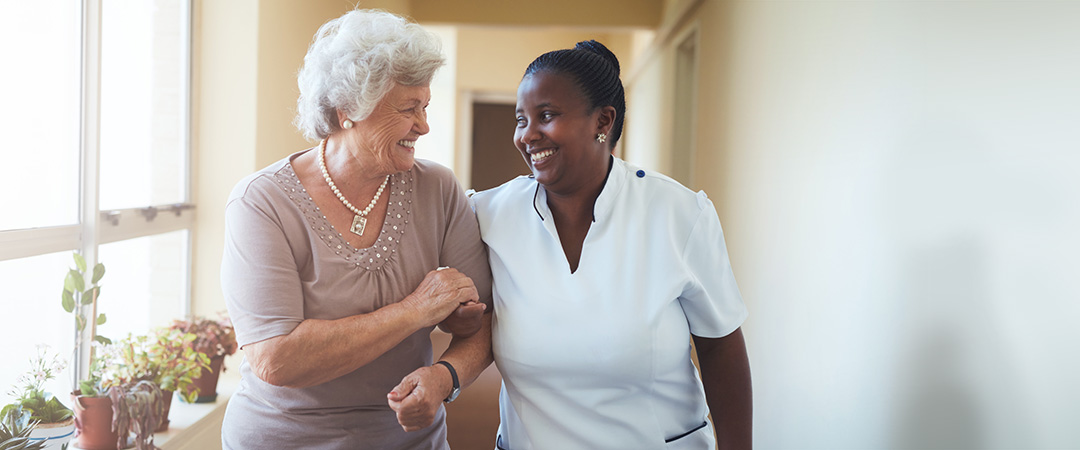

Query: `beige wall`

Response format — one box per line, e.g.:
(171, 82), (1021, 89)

(623, 46), (671, 174)
(455, 28), (633, 94)
(191, 0), (259, 318)
(253, 1), (359, 168)
(625, 0), (1080, 448)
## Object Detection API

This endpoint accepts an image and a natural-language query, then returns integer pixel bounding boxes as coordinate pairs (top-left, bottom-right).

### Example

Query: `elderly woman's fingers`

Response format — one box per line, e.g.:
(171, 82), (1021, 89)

(407, 268), (482, 326)
(396, 393), (436, 432)
(387, 366), (449, 431)
(387, 375), (419, 404)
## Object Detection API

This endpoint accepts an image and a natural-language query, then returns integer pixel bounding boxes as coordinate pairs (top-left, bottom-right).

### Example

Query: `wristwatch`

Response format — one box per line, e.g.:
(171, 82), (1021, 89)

(434, 360), (460, 403)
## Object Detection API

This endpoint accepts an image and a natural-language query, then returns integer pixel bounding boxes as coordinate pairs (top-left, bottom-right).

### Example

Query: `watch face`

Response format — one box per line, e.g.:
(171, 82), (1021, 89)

(446, 387), (461, 403)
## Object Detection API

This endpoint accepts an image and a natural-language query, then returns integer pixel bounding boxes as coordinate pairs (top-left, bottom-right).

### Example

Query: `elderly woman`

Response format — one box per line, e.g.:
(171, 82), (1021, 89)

(220, 10), (492, 449)
(471, 41), (752, 449)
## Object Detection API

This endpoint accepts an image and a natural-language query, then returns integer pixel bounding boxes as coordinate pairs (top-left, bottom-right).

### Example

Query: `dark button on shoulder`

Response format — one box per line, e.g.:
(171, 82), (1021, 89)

(636, 170), (645, 178)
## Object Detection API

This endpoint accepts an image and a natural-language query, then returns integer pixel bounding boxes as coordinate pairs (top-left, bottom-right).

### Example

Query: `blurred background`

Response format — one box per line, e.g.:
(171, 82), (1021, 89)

(2, 0), (1078, 448)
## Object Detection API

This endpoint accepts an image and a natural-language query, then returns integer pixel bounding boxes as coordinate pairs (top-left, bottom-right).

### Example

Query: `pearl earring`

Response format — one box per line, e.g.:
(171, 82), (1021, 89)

(596, 133), (607, 143)
(342, 119), (354, 129)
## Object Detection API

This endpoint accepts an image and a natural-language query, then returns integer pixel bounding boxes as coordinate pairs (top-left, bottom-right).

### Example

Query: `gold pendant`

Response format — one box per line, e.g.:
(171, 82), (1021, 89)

(350, 215), (367, 236)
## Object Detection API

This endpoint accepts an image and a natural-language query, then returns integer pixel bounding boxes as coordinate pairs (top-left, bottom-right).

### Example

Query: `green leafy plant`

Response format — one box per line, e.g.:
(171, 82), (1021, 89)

(60, 252), (110, 395)
(1, 346), (72, 425)
(74, 353), (106, 398)
(0, 407), (45, 450)
(98, 329), (211, 403)
(61, 253), (108, 344)
(107, 381), (163, 450)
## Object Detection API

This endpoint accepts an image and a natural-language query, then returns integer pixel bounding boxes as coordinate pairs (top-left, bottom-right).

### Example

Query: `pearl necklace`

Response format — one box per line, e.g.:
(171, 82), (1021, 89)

(318, 139), (389, 236)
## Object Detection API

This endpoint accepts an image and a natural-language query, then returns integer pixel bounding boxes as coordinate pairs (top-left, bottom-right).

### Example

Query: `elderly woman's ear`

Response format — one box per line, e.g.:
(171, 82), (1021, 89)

(336, 110), (354, 130)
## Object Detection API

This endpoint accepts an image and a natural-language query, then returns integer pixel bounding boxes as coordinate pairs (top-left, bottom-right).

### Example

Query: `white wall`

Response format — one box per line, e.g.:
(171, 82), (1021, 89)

(627, 1), (1080, 448)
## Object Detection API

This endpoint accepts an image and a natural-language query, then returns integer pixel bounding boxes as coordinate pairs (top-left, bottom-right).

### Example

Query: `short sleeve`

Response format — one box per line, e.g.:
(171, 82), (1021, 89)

(221, 191), (305, 347)
(678, 193), (748, 338)
(438, 175), (494, 307)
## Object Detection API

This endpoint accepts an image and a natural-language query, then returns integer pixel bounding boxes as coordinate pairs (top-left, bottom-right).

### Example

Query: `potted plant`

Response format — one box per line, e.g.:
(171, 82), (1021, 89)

(1, 345), (75, 450)
(166, 315), (237, 403)
(58, 252), (116, 450)
(70, 356), (117, 450)
(105, 381), (164, 450)
(0, 407), (45, 450)
(98, 329), (209, 433)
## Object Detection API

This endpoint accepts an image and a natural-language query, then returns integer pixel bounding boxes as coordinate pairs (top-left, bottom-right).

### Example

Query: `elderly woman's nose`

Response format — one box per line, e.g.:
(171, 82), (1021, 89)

(414, 109), (430, 135)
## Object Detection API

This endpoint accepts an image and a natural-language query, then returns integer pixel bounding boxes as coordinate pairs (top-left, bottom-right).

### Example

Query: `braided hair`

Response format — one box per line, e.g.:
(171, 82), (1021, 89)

(524, 40), (626, 149)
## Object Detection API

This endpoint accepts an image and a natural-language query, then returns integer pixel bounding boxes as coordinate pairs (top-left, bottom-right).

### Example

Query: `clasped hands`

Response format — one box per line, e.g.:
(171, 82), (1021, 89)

(388, 267), (483, 431)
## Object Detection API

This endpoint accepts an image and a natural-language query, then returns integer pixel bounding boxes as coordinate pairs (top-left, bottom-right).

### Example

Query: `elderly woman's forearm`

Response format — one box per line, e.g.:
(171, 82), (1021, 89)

(250, 301), (427, 388)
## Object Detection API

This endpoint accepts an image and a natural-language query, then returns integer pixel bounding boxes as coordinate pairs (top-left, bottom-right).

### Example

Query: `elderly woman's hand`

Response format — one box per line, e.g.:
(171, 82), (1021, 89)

(387, 364), (452, 432)
(437, 301), (486, 338)
(405, 268), (480, 328)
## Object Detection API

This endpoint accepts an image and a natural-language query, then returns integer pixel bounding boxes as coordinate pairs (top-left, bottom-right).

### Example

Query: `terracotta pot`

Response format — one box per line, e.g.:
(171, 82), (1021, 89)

(156, 390), (174, 432)
(71, 392), (119, 450)
(28, 417), (75, 450)
(186, 355), (224, 403)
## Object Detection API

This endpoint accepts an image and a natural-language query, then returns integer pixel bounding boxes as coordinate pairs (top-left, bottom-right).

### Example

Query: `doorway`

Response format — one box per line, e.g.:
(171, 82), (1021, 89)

(469, 102), (528, 191)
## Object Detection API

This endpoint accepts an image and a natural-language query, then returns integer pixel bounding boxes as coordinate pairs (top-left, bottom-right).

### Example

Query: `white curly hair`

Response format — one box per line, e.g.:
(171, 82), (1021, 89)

(294, 9), (445, 141)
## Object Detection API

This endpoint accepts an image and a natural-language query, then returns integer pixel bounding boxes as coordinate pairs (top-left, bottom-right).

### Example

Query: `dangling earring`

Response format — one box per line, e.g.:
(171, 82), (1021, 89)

(596, 133), (607, 143)
(342, 119), (354, 129)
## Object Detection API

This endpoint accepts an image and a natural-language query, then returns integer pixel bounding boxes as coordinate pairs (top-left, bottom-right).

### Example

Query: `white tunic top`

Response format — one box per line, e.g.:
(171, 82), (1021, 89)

(472, 157), (748, 450)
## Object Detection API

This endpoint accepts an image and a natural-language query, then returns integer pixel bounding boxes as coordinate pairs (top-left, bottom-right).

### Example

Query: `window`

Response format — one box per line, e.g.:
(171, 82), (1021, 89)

(0, 0), (192, 398)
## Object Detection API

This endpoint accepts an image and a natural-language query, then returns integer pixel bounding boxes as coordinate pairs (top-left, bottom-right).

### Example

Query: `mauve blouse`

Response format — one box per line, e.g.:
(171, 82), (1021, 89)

(220, 150), (492, 450)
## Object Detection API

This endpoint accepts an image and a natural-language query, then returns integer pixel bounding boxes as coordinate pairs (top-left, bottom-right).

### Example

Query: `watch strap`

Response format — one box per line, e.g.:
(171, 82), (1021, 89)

(434, 360), (460, 402)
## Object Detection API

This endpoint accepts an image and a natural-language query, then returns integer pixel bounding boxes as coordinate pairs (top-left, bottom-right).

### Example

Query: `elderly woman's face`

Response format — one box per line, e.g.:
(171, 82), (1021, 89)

(353, 83), (431, 173)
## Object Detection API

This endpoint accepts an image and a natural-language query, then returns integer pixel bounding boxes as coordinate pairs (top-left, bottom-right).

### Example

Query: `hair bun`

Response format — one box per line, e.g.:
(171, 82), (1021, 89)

(574, 40), (620, 75)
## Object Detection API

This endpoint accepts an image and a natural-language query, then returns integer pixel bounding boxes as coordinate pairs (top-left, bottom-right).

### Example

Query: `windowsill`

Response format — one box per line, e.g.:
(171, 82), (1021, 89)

(71, 371), (238, 450)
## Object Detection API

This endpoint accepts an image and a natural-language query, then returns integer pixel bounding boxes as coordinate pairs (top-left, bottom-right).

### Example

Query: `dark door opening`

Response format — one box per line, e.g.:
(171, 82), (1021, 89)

(470, 102), (528, 191)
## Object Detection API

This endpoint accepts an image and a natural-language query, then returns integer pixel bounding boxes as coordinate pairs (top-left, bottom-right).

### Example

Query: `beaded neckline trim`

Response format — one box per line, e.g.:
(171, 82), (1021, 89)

(274, 161), (414, 271)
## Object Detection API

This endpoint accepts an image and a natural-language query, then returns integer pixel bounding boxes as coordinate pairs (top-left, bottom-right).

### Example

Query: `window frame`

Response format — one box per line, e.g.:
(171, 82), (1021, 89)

(0, 0), (194, 384)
